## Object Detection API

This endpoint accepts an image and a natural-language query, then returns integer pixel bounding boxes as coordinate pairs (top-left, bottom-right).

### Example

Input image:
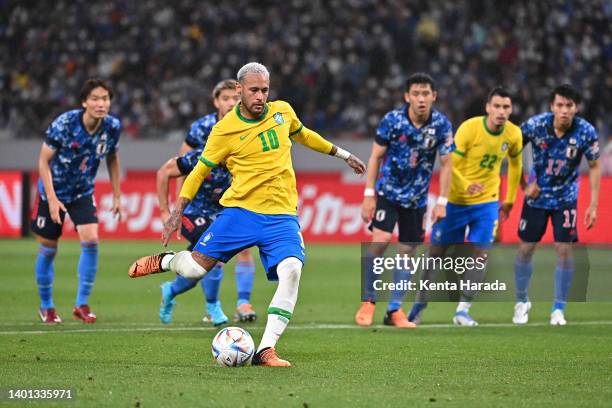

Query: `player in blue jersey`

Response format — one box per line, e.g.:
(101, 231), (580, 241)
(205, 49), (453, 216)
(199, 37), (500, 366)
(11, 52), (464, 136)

(31, 78), (122, 324)
(513, 84), (601, 326)
(168, 79), (258, 324)
(355, 73), (454, 328)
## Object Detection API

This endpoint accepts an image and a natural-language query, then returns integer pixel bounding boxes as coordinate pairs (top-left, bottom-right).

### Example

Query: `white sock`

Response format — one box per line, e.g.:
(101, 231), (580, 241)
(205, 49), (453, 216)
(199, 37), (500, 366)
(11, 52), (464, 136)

(161, 253), (175, 271)
(257, 257), (302, 353)
(457, 301), (472, 313)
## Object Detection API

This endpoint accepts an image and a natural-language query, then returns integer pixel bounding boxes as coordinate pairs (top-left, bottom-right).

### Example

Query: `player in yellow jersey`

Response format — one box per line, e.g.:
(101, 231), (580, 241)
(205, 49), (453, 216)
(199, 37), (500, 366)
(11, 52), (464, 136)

(128, 62), (366, 367)
(408, 87), (522, 326)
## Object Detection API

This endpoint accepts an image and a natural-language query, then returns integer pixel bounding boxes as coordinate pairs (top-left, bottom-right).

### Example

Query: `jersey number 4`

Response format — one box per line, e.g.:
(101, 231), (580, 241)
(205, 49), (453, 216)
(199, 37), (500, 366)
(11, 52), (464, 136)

(258, 129), (279, 152)
(479, 154), (498, 170)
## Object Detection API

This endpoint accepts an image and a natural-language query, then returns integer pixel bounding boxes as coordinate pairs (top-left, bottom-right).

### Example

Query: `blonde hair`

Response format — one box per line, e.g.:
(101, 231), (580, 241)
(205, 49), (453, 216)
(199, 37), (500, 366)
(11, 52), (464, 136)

(236, 62), (269, 82)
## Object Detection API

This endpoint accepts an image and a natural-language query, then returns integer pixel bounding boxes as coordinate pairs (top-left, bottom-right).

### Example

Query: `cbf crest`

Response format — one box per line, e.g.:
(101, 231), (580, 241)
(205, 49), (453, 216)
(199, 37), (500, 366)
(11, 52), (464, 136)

(273, 112), (284, 125)
(501, 142), (509, 152)
(200, 232), (214, 246)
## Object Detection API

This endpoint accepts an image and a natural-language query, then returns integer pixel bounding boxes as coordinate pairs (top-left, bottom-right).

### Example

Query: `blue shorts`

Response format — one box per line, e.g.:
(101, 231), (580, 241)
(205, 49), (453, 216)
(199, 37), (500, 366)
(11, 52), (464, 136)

(431, 201), (499, 246)
(192, 207), (305, 281)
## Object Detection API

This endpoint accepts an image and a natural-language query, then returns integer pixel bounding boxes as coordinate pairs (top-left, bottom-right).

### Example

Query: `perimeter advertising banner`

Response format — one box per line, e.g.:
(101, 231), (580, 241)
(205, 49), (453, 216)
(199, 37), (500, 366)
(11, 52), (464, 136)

(0, 172), (22, 237)
(1, 171), (610, 242)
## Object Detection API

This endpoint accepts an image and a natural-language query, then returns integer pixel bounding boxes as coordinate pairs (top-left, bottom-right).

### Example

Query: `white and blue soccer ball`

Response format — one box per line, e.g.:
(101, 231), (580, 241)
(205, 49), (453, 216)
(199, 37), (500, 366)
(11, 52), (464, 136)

(211, 326), (255, 367)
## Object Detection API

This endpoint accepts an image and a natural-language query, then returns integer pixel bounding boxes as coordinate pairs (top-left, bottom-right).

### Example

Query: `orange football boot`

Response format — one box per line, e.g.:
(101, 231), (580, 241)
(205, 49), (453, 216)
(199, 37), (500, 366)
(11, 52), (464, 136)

(383, 308), (416, 328)
(252, 347), (291, 367)
(355, 301), (376, 327)
(128, 252), (175, 278)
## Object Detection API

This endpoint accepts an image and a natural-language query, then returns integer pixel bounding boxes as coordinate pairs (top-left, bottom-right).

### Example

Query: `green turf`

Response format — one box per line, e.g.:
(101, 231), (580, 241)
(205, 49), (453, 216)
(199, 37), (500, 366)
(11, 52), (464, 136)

(1, 239), (611, 407)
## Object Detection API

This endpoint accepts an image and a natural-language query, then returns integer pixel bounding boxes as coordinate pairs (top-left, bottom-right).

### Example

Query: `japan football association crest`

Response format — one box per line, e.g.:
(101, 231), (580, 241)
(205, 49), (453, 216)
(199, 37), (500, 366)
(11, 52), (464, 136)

(96, 142), (107, 156)
(96, 133), (108, 156)
(273, 112), (284, 125)
(566, 146), (578, 159)
(423, 134), (436, 149)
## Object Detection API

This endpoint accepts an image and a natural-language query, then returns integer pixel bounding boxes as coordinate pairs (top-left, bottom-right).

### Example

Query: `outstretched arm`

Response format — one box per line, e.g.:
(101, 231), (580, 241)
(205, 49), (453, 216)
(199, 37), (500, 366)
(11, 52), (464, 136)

(292, 126), (366, 175)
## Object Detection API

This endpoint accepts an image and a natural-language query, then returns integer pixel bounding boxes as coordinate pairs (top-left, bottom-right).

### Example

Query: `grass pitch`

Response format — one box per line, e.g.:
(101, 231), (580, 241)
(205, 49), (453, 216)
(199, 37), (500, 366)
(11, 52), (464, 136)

(1, 239), (611, 407)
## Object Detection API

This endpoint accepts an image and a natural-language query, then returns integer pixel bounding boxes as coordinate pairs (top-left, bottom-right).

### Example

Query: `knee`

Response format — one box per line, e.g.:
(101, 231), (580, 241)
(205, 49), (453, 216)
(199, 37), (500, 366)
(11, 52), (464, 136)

(35, 235), (58, 249)
(517, 244), (535, 262)
(277, 257), (302, 284)
(78, 227), (99, 244)
(171, 251), (208, 279)
(236, 249), (253, 263)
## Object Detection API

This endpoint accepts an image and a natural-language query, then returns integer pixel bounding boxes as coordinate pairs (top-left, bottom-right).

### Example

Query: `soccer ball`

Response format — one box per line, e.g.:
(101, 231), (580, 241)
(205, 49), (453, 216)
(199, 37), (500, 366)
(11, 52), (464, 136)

(211, 326), (255, 367)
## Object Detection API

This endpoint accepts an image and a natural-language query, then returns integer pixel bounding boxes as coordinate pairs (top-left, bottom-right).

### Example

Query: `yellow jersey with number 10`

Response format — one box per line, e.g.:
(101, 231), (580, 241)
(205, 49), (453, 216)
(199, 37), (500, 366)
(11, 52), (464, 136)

(450, 116), (522, 205)
(200, 100), (310, 215)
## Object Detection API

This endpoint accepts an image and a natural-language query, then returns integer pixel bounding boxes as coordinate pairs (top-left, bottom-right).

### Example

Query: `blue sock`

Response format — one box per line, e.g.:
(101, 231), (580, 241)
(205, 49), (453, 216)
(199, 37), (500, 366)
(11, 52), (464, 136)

(235, 261), (255, 306)
(75, 242), (98, 307)
(388, 266), (412, 312)
(408, 302), (427, 322)
(168, 275), (199, 298)
(35, 244), (57, 309)
(514, 256), (533, 303)
(362, 252), (377, 302)
(201, 265), (223, 303)
(553, 258), (574, 312)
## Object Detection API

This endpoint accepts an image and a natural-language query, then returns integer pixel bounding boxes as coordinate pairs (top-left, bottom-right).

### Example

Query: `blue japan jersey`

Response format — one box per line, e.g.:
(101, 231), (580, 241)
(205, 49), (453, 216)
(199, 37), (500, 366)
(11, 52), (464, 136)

(375, 107), (454, 208)
(176, 149), (231, 218)
(521, 112), (600, 209)
(184, 113), (217, 149)
(39, 109), (121, 203)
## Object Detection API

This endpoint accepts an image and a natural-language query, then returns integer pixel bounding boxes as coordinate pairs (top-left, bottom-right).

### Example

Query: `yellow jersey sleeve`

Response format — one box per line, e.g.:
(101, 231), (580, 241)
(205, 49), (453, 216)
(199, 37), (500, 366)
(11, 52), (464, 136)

(291, 126), (334, 155)
(179, 160), (212, 200)
(200, 126), (231, 168)
(285, 102), (333, 155)
(286, 103), (304, 135)
(453, 121), (472, 158)
(179, 124), (231, 201)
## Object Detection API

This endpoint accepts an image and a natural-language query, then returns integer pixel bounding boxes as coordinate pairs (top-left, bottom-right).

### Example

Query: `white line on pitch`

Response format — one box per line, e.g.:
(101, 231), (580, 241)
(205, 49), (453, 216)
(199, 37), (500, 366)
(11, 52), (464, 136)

(1, 320), (612, 335)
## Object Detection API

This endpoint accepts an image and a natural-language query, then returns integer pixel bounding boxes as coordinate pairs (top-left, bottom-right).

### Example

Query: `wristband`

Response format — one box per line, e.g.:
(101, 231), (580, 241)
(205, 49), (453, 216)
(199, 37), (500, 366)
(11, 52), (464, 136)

(334, 147), (351, 160)
(364, 188), (375, 197)
(436, 196), (448, 206)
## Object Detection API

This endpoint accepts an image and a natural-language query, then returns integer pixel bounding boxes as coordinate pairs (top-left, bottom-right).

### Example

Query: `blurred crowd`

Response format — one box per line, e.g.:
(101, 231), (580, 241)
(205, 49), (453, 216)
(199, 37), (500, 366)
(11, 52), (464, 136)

(1, 0), (611, 147)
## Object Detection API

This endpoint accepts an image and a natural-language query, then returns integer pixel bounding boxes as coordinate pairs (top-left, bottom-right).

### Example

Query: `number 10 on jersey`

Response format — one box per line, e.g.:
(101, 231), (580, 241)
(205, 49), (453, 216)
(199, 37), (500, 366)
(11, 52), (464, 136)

(258, 129), (279, 152)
